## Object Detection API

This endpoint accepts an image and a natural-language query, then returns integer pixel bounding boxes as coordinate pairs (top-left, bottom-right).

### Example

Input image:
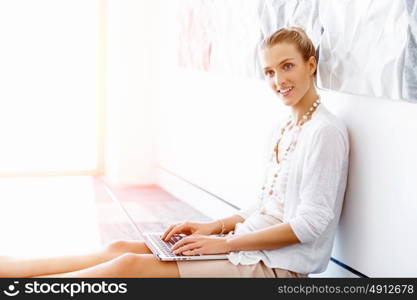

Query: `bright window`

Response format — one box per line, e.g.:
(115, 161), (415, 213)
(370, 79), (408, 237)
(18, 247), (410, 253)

(0, 0), (100, 175)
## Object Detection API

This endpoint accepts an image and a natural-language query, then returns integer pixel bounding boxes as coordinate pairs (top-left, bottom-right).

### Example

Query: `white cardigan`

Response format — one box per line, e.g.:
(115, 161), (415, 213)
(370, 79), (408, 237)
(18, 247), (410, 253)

(229, 103), (350, 274)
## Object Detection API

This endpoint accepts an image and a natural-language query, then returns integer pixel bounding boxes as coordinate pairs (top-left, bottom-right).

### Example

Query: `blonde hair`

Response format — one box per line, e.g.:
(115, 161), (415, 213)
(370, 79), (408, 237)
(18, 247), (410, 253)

(260, 27), (317, 76)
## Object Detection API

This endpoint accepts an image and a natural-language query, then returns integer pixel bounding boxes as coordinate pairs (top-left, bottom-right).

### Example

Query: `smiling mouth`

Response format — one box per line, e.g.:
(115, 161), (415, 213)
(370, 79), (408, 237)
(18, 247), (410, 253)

(279, 87), (294, 96)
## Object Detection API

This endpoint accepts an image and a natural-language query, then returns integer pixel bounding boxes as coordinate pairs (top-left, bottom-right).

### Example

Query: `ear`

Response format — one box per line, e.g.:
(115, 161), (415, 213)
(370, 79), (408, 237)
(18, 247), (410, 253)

(308, 56), (317, 76)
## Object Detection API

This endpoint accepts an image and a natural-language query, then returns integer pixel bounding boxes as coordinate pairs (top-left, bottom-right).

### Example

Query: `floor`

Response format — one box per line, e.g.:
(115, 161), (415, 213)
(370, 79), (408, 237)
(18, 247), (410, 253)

(95, 177), (211, 244)
(0, 176), (210, 258)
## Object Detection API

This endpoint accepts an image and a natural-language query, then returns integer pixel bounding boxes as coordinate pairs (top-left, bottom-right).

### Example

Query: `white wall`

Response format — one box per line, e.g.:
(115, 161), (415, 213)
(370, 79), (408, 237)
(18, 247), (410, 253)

(321, 89), (417, 277)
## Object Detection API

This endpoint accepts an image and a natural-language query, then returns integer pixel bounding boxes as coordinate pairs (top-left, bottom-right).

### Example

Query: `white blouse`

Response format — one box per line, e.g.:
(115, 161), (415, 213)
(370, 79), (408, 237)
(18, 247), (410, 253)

(227, 103), (350, 275)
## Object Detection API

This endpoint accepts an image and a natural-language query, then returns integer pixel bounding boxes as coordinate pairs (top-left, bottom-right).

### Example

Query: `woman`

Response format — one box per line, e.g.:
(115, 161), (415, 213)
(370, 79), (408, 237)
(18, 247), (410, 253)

(0, 27), (349, 278)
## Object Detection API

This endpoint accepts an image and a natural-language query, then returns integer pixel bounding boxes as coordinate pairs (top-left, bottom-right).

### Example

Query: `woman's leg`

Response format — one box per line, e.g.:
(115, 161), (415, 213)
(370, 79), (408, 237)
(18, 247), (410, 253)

(0, 240), (152, 278)
(49, 254), (179, 278)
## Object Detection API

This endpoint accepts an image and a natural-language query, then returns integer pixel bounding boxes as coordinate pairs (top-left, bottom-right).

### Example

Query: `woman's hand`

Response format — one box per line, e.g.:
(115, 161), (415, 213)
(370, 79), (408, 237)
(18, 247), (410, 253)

(161, 221), (218, 242)
(170, 234), (230, 256)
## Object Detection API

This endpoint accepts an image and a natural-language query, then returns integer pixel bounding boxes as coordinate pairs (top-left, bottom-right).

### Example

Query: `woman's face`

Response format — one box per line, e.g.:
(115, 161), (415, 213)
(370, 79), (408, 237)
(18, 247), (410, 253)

(260, 42), (316, 107)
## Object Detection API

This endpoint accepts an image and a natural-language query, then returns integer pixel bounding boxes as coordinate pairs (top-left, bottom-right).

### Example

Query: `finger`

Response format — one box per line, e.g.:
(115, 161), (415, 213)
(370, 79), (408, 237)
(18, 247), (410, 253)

(171, 236), (198, 251)
(173, 242), (199, 255)
(170, 237), (191, 251)
(188, 233), (202, 239)
(162, 224), (180, 241)
(164, 223), (183, 241)
(166, 222), (193, 241)
(182, 248), (201, 256)
(161, 224), (175, 240)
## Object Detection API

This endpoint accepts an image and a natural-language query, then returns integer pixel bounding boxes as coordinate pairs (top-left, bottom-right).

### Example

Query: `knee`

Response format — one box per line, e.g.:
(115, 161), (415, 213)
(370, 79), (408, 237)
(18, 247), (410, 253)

(105, 240), (151, 255)
(105, 240), (131, 254)
(113, 253), (143, 269)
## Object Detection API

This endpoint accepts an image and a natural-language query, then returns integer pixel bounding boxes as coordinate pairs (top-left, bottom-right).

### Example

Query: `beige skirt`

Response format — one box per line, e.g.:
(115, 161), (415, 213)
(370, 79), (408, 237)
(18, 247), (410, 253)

(177, 259), (308, 278)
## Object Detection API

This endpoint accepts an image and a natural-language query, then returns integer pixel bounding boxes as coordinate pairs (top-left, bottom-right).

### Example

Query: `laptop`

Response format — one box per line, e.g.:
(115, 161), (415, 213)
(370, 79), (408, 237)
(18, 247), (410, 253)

(103, 185), (227, 261)
(143, 232), (229, 261)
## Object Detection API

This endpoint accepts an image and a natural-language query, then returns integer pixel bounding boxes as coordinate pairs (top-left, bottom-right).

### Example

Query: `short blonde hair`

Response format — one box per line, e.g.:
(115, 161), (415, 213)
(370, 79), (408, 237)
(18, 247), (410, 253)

(260, 27), (317, 76)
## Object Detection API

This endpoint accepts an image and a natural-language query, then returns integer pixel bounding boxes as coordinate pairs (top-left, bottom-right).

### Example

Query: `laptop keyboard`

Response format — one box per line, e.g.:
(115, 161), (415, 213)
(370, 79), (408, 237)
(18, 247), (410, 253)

(147, 234), (185, 257)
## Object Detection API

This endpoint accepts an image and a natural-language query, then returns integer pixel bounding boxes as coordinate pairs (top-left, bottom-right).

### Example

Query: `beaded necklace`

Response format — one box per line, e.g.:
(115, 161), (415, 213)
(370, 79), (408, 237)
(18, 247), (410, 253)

(260, 97), (321, 199)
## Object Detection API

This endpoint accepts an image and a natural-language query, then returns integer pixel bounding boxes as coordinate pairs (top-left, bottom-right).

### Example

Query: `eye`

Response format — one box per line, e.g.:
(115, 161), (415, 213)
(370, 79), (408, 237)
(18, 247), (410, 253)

(283, 63), (294, 71)
(264, 70), (274, 77)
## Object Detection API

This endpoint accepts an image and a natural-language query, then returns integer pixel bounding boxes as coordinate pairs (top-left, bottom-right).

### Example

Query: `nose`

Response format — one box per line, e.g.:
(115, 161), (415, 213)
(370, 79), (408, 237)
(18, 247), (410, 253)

(272, 72), (285, 89)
